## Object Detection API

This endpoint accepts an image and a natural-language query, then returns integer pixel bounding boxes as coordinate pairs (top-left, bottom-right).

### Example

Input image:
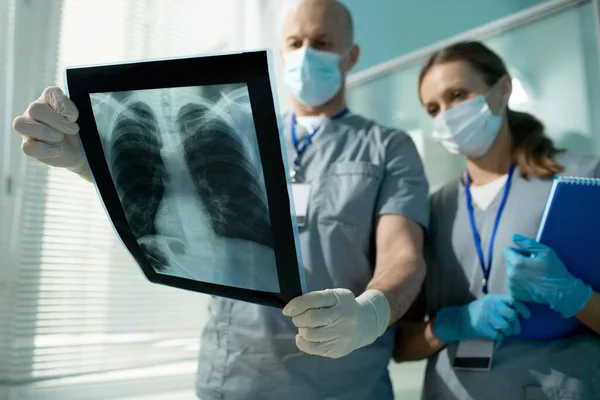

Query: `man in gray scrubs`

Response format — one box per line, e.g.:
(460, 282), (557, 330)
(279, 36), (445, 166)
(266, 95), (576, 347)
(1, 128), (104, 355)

(13, 0), (429, 398)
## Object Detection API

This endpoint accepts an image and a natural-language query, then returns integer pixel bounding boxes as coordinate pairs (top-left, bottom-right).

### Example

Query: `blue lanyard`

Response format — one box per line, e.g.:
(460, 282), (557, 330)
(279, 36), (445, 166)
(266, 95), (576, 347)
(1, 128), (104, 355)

(465, 164), (516, 294)
(290, 107), (349, 168)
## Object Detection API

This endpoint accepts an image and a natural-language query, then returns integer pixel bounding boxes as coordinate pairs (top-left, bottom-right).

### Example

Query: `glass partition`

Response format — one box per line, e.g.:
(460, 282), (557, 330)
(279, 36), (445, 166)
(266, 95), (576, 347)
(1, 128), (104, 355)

(348, 2), (600, 398)
(348, 0), (600, 192)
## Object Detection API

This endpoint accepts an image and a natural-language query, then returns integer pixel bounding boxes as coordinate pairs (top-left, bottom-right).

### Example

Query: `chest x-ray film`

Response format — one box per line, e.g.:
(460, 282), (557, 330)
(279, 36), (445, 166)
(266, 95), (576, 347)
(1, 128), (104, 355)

(64, 50), (305, 307)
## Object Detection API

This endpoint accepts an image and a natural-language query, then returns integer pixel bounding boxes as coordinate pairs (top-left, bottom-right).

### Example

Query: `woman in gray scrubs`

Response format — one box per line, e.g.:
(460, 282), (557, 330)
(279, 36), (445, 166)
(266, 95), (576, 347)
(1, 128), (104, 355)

(393, 41), (600, 399)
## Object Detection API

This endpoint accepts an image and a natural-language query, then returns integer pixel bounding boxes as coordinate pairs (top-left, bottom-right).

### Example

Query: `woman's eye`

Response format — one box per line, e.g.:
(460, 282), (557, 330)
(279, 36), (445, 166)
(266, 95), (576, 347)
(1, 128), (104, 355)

(452, 90), (466, 100)
(427, 106), (439, 117)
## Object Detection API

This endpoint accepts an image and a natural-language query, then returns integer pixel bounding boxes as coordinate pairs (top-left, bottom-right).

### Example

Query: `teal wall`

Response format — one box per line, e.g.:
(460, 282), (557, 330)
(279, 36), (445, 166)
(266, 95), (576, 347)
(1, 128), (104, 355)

(342, 0), (550, 72)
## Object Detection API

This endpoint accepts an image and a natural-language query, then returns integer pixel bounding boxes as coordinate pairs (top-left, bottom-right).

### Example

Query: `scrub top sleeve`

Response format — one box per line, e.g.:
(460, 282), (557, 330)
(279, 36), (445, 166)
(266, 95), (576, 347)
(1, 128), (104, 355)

(375, 130), (430, 229)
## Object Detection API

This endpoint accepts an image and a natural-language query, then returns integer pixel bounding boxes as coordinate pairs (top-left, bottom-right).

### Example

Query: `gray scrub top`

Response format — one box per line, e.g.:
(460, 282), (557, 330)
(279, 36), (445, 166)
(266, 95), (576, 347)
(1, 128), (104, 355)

(423, 152), (600, 400)
(195, 113), (429, 400)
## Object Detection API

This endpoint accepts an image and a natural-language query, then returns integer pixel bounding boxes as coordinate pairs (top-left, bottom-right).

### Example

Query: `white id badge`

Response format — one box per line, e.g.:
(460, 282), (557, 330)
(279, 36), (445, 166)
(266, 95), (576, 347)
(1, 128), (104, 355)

(453, 339), (495, 371)
(291, 184), (310, 227)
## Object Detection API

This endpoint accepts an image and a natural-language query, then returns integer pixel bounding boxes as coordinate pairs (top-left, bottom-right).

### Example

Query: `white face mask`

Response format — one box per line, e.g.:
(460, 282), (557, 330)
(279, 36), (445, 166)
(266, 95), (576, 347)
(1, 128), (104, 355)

(282, 46), (348, 107)
(431, 87), (504, 158)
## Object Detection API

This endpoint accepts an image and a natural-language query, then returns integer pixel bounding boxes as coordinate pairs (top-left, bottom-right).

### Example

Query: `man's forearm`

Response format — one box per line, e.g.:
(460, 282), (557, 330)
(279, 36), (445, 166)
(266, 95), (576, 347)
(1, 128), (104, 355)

(393, 319), (445, 362)
(367, 255), (426, 324)
(576, 291), (600, 335)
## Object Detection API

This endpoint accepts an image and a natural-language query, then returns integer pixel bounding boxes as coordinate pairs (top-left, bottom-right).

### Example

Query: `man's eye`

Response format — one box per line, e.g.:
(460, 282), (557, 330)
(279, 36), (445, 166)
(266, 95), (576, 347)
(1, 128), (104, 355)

(287, 40), (302, 49)
(313, 40), (329, 49)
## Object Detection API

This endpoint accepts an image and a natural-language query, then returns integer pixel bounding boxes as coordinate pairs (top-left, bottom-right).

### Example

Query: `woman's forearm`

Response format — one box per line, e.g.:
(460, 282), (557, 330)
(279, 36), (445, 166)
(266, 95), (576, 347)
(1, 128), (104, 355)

(393, 318), (446, 362)
(575, 291), (600, 334)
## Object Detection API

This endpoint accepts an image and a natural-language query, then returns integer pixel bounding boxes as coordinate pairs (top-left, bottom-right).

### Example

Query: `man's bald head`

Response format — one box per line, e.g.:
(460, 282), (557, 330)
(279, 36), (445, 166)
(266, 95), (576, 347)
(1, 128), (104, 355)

(279, 0), (360, 113)
(281, 0), (355, 51)
(293, 0), (354, 44)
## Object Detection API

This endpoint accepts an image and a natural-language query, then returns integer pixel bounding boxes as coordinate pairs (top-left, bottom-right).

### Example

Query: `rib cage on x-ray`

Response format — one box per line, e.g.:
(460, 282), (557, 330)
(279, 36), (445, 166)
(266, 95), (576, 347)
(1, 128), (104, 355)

(110, 102), (169, 267)
(104, 87), (274, 275)
(177, 103), (273, 248)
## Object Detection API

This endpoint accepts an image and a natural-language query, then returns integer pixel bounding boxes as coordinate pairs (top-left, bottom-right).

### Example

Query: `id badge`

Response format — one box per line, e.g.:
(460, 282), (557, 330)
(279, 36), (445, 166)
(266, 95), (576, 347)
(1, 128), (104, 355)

(453, 339), (495, 371)
(291, 184), (310, 227)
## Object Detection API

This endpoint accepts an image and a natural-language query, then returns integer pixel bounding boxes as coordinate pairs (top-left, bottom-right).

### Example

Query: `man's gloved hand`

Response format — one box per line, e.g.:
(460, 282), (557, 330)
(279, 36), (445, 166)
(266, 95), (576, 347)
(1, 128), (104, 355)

(282, 288), (390, 359)
(433, 293), (530, 343)
(12, 86), (87, 178)
(504, 233), (592, 318)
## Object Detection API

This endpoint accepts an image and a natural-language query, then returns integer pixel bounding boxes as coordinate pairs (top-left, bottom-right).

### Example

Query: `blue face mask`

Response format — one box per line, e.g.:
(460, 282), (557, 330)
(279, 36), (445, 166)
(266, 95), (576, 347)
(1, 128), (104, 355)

(432, 84), (505, 157)
(283, 46), (345, 107)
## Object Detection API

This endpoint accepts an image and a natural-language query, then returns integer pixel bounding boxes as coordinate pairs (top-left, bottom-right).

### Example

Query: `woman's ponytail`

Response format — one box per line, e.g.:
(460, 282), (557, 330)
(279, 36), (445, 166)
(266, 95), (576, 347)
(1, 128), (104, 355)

(507, 109), (564, 179)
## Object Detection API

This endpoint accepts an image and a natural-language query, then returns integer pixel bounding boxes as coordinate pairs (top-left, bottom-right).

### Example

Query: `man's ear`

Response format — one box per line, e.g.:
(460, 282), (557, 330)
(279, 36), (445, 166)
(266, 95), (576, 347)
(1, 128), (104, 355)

(343, 44), (360, 72)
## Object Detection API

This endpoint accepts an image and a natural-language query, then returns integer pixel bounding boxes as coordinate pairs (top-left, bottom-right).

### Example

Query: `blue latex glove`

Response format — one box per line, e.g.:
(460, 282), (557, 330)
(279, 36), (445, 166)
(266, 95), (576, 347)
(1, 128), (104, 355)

(433, 294), (530, 343)
(504, 234), (593, 318)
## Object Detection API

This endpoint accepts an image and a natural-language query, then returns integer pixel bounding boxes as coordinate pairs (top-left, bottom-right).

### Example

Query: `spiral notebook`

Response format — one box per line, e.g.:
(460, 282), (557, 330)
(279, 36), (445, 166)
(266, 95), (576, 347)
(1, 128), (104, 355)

(521, 176), (600, 339)
(536, 176), (600, 290)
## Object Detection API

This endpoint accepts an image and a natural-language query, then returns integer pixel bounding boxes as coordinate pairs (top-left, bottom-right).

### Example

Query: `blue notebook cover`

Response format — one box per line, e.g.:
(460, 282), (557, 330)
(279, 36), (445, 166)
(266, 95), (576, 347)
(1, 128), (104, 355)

(518, 176), (600, 340)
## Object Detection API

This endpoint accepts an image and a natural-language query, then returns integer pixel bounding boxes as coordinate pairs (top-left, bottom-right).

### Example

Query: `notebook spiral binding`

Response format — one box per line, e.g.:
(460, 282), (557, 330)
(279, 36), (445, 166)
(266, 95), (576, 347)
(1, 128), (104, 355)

(557, 176), (600, 185)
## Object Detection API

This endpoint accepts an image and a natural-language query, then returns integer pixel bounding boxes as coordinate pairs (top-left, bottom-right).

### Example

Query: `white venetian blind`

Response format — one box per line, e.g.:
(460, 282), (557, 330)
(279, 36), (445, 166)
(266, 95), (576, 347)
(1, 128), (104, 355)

(7, 0), (243, 384)
(0, 0), (12, 386)
(0, 0), (14, 152)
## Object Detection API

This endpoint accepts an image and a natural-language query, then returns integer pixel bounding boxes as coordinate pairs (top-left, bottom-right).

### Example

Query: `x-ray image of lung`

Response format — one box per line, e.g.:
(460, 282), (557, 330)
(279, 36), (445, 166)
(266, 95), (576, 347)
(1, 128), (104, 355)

(89, 84), (280, 293)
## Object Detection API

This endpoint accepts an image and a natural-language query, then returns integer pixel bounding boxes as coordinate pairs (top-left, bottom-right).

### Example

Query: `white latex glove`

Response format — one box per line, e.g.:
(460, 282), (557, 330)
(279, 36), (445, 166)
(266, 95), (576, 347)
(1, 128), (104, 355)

(12, 86), (87, 178)
(282, 288), (391, 359)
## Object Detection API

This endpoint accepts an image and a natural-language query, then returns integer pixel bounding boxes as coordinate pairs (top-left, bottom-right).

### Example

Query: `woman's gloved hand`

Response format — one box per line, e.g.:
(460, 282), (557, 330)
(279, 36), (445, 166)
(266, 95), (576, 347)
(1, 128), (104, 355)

(504, 234), (592, 318)
(12, 86), (88, 179)
(433, 293), (530, 343)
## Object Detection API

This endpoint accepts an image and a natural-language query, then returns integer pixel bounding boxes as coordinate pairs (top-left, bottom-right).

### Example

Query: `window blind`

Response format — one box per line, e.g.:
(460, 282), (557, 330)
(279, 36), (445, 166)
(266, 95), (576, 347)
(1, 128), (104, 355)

(0, 0), (10, 119)
(5, 0), (243, 384)
(0, 0), (18, 386)
(0, 0), (14, 159)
